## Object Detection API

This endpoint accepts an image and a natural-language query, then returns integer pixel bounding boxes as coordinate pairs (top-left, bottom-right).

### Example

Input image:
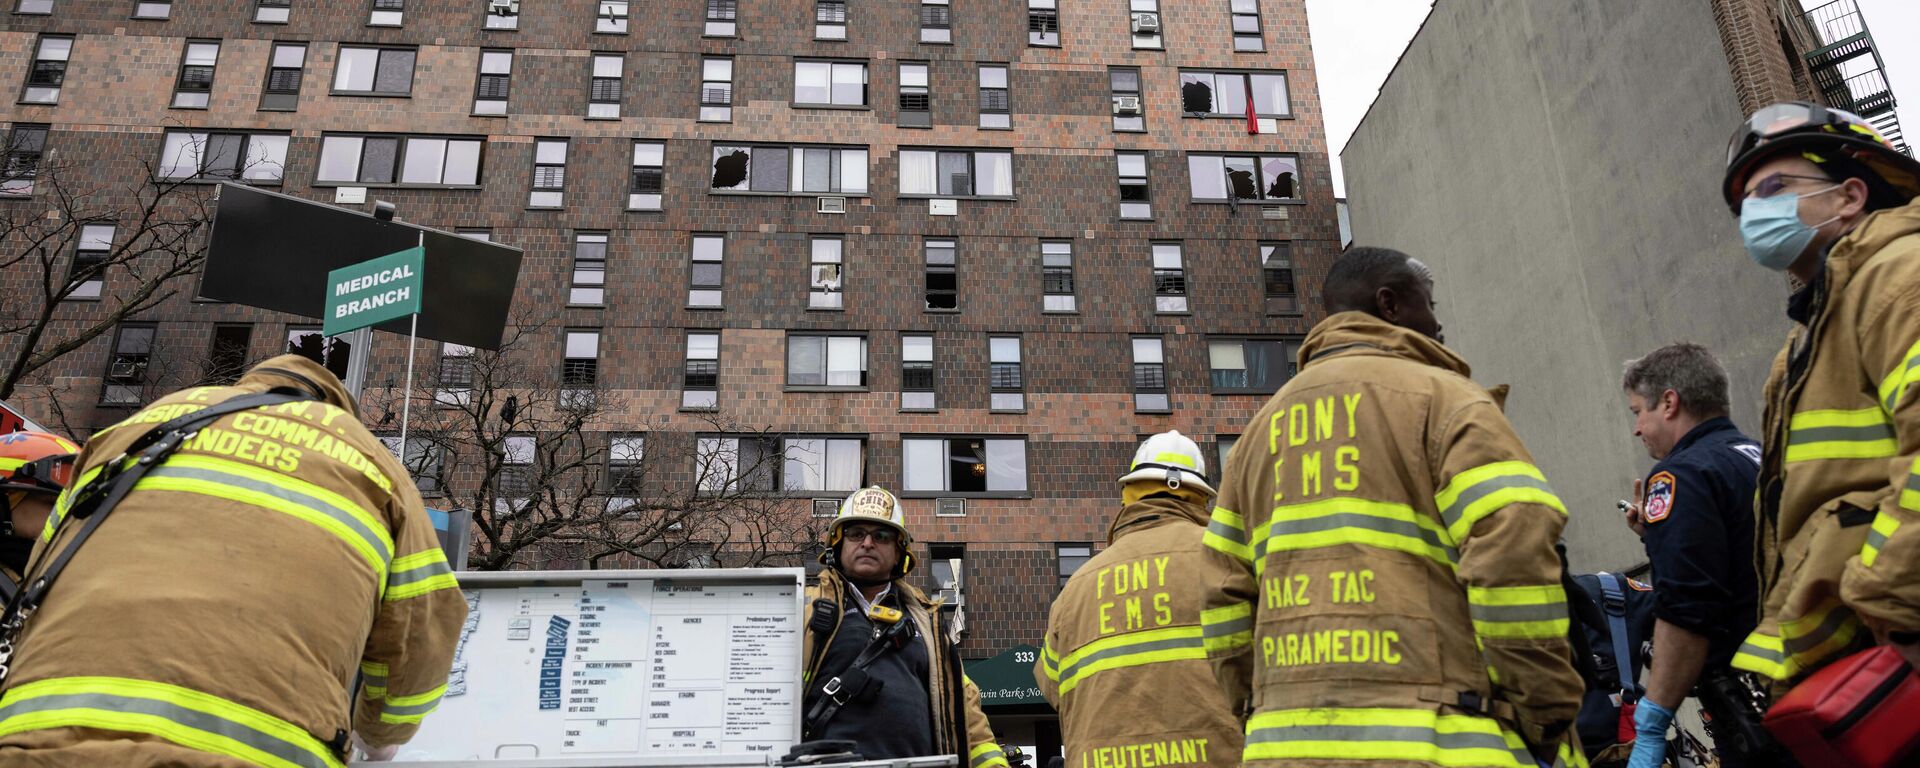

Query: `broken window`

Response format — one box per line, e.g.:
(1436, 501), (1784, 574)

(902, 334), (935, 410)
(684, 332), (720, 409)
(571, 232), (606, 306)
(710, 145), (867, 195)
(809, 236), (844, 310)
(920, 0), (951, 43)
(898, 149), (1012, 197)
(2, 124), (48, 197)
(102, 324), (156, 405)
(1152, 242), (1187, 313)
(795, 60), (867, 107)
(700, 57), (733, 122)
(171, 40), (219, 109)
(816, 0), (846, 39)
(589, 53), (622, 118)
(1133, 337), (1169, 411)
(1208, 338), (1299, 393)
(563, 329), (600, 390)
(1110, 67), (1144, 131)
(205, 324), (252, 385)
(1262, 242), (1297, 314)
(1186, 154), (1299, 202)
(688, 235), (724, 307)
(1118, 151), (1150, 219)
(1130, 0), (1162, 49)
(67, 223), (113, 300)
(22, 35), (71, 105)
(285, 325), (351, 382)
(598, 0), (628, 33)
(899, 62), (930, 128)
(1231, 0), (1263, 51)
(787, 335), (867, 388)
(990, 336), (1023, 411)
(705, 0), (737, 36)
(902, 437), (1027, 494)
(1028, 0), (1059, 46)
(260, 42), (305, 111)
(1041, 241), (1074, 312)
(1179, 71), (1288, 117)
(978, 65), (1009, 129)
(473, 49), (511, 115)
(436, 343), (474, 405)
(629, 141), (664, 210)
(528, 138), (566, 208)
(924, 239), (956, 310)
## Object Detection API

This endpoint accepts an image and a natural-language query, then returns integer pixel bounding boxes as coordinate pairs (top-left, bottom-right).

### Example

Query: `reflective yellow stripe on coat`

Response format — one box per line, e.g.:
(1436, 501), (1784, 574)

(1200, 601), (1253, 654)
(1253, 497), (1458, 575)
(1435, 461), (1566, 543)
(378, 683), (447, 725)
(1863, 457), (1919, 567)
(1466, 584), (1570, 640)
(970, 741), (1010, 768)
(386, 549), (458, 601)
(1784, 409), (1897, 463)
(0, 676), (345, 768)
(1244, 707), (1587, 768)
(1878, 337), (1920, 412)
(1052, 625), (1205, 695)
(1203, 506), (1252, 563)
(1732, 598), (1864, 681)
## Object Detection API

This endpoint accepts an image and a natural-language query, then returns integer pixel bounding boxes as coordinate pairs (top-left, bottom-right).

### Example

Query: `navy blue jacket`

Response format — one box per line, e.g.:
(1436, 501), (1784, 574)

(1640, 417), (1762, 668)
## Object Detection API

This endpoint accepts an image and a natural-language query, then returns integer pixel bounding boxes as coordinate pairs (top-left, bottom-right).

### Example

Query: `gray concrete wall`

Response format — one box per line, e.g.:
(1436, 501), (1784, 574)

(1341, 0), (1789, 572)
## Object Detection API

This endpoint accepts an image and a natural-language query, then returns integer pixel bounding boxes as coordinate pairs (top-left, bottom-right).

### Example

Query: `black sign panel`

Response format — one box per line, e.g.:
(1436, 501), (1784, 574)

(201, 184), (522, 350)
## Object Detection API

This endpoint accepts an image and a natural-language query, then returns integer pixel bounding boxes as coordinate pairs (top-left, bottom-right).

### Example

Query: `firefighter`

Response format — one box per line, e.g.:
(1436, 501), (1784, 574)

(0, 430), (78, 595)
(1037, 430), (1242, 768)
(1199, 247), (1587, 768)
(801, 486), (1005, 768)
(1720, 103), (1920, 689)
(0, 354), (467, 765)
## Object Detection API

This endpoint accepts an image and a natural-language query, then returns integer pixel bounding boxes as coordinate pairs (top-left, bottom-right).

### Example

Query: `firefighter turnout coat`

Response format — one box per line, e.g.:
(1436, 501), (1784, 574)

(802, 567), (1006, 768)
(0, 355), (467, 767)
(1199, 312), (1587, 768)
(1037, 494), (1242, 768)
(1733, 198), (1920, 687)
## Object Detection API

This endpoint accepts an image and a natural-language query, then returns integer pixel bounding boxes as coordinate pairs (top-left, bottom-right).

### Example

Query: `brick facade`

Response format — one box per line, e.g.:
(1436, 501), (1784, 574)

(1708, 0), (1821, 115)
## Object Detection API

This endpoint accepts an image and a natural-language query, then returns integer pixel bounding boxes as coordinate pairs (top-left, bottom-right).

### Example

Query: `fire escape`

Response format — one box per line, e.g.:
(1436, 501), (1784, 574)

(1799, 0), (1907, 154)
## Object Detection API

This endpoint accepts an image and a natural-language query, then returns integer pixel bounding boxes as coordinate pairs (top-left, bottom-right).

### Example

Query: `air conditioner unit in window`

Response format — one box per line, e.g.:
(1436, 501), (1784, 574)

(817, 196), (847, 214)
(813, 498), (840, 517)
(1131, 12), (1160, 33)
(108, 358), (145, 379)
(488, 0), (519, 15)
(1113, 95), (1141, 115)
(935, 497), (965, 517)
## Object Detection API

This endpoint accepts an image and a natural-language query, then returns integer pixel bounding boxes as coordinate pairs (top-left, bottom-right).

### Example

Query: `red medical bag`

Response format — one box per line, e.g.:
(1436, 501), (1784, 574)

(1763, 645), (1920, 767)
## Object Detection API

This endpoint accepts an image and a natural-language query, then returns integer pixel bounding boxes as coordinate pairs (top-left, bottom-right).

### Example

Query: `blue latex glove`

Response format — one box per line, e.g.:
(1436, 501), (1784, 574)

(1627, 698), (1675, 768)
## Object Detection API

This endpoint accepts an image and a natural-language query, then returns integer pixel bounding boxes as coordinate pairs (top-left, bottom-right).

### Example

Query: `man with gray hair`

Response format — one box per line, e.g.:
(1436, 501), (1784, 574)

(1618, 343), (1766, 767)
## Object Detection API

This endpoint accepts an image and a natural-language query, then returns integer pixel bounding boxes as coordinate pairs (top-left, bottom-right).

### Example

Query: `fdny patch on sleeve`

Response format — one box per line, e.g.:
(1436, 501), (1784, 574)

(1626, 576), (1652, 591)
(1644, 471), (1676, 524)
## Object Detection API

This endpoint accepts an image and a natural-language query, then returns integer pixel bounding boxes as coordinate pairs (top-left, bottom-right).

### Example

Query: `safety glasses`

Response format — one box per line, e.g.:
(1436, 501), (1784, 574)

(1743, 172), (1836, 203)
(841, 526), (899, 544)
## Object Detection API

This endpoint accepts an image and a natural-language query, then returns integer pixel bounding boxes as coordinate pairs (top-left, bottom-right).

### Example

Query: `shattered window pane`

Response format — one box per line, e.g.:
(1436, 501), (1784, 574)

(1262, 156), (1298, 199)
(711, 146), (751, 190)
(1223, 156), (1259, 199)
(1179, 72), (1213, 114)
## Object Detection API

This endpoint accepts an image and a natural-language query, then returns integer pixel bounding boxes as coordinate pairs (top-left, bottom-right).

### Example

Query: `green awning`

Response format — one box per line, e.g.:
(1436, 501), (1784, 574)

(964, 644), (1047, 708)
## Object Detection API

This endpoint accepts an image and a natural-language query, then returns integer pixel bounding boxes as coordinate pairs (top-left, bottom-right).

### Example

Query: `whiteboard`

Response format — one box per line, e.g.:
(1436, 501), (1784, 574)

(382, 568), (806, 767)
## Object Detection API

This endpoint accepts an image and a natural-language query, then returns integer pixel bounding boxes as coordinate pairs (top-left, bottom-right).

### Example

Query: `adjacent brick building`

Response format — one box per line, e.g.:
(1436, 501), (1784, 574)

(0, 0), (1339, 753)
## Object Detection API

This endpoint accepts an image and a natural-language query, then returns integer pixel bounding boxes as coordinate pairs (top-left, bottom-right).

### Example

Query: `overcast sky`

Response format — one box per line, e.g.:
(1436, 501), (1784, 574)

(1308, 0), (1920, 197)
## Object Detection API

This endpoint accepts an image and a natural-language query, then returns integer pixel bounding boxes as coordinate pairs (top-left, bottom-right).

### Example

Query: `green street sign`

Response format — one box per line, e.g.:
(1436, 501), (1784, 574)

(324, 246), (424, 336)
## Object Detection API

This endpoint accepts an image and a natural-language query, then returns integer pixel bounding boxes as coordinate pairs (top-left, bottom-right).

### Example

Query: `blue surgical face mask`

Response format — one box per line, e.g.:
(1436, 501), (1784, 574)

(1739, 184), (1842, 271)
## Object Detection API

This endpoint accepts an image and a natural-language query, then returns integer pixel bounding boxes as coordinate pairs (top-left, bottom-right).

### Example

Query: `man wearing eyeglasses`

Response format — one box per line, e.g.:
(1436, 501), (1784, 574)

(1719, 102), (1920, 702)
(800, 486), (1005, 768)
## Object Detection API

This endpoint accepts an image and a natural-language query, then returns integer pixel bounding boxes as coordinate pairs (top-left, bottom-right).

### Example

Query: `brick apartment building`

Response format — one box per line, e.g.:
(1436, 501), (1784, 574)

(0, 0), (1339, 752)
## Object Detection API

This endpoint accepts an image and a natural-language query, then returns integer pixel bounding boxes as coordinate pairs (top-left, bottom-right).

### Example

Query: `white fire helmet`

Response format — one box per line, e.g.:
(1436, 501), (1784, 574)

(1116, 430), (1216, 497)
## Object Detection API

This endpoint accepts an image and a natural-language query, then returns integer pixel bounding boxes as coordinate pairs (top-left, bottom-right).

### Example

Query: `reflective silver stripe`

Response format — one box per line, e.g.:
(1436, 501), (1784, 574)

(1781, 606), (1856, 655)
(1737, 639), (1785, 664)
(1468, 603), (1567, 624)
(388, 558), (452, 588)
(0, 692), (337, 768)
(1867, 526), (1892, 555)
(1788, 424), (1897, 446)
(382, 693), (444, 718)
(1206, 517), (1247, 545)
(1246, 722), (1530, 766)
(148, 465), (391, 565)
(971, 748), (1005, 768)
(1440, 474), (1553, 530)
(1202, 613), (1253, 640)
(1054, 635), (1204, 683)
(1258, 513), (1458, 561)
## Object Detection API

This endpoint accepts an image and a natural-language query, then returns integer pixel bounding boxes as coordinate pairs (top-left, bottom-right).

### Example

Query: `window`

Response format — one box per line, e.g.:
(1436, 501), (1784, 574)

(436, 343), (475, 405)
(920, 0), (951, 43)
(683, 332), (719, 409)
(1230, 0), (1263, 51)
(816, 0), (846, 39)
(787, 335), (867, 388)
(899, 63), (930, 128)
(1187, 154), (1299, 202)
(709, 145), (868, 195)
(260, 42), (306, 111)
(332, 46), (415, 96)
(369, 0), (402, 26)
(588, 53), (621, 118)
(902, 334), (935, 410)
(317, 135), (482, 186)
(705, 0), (737, 37)
(1214, 435), (1238, 483)
(158, 131), (289, 183)
(629, 141), (664, 210)
(456, 229), (491, 242)
(68, 223), (113, 300)
(473, 49), (511, 115)
(255, 0), (290, 23)
(809, 237), (844, 310)
(902, 438), (1027, 494)
(1208, 338), (1299, 393)
(930, 544), (965, 598)
(134, 0), (171, 19)
(990, 336), (1023, 411)
(563, 330), (599, 393)
(1179, 71), (1289, 118)
(205, 324), (252, 385)
(924, 239), (956, 311)
(285, 326), (351, 382)
(570, 233), (606, 306)
(607, 435), (645, 495)
(898, 149), (1012, 198)
(784, 437), (865, 493)
(498, 436), (535, 500)
(529, 138), (566, 208)
(696, 436), (777, 493)
(172, 41), (220, 109)
(1262, 242), (1297, 314)
(1041, 241), (1075, 312)
(2, 124), (49, 197)
(795, 61), (867, 107)
(1152, 243), (1187, 313)
(485, 0), (519, 30)
(17, 0), (53, 14)
(102, 324), (156, 405)
(381, 436), (447, 493)
(1057, 544), (1092, 587)
(1110, 67), (1145, 131)
(1027, 0), (1059, 46)
(22, 35), (72, 105)
(978, 65), (1009, 129)
(1118, 152), (1151, 219)
(700, 57), (733, 122)
(1133, 337), (1168, 411)
(597, 0), (629, 33)
(1130, 0), (1162, 49)
(688, 235), (723, 307)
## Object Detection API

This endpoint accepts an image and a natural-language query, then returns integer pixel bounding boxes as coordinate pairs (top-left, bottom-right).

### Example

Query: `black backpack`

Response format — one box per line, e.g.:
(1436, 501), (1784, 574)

(1567, 572), (1657, 758)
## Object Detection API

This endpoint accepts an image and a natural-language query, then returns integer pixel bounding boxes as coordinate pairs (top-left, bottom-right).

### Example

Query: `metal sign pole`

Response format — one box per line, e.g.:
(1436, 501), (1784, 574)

(398, 230), (423, 460)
